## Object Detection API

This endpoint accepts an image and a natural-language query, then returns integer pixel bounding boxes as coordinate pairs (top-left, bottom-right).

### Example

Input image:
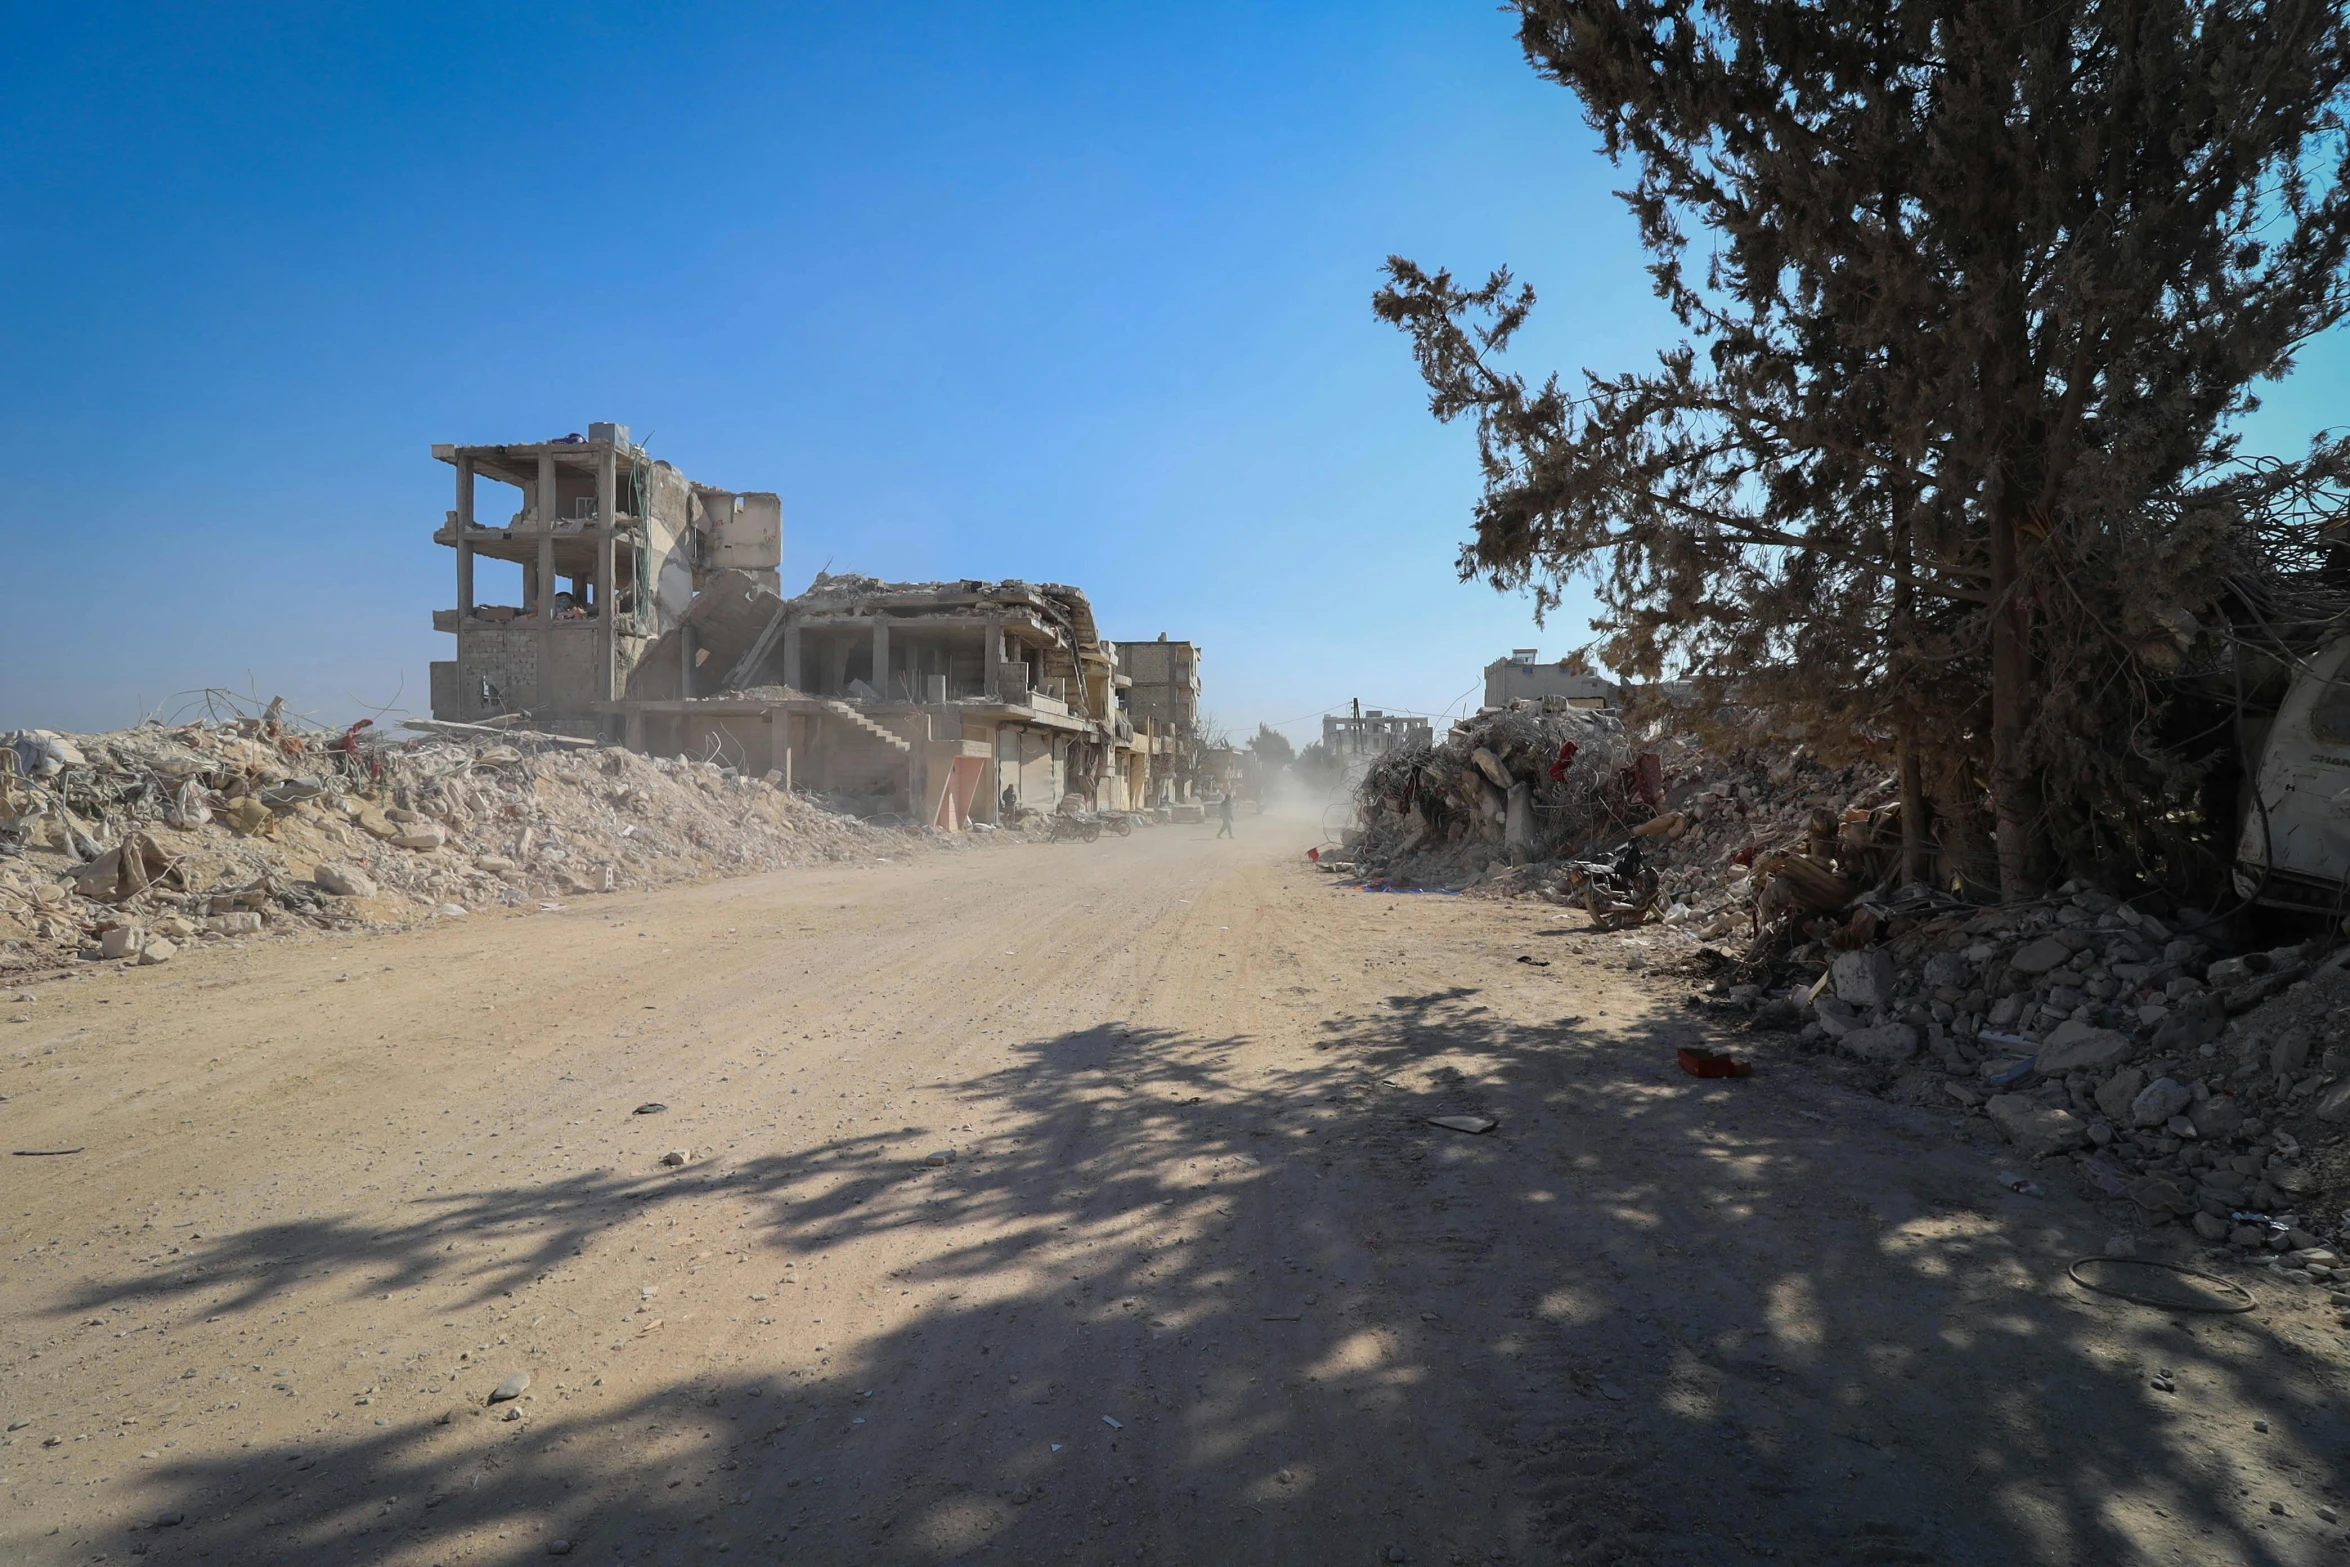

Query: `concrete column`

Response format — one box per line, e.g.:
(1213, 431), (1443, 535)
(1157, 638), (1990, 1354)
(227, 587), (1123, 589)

(535, 454), (559, 623)
(871, 618), (891, 702)
(984, 616), (1001, 700)
(455, 456), (475, 614)
(782, 623), (802, 691)
(624, 708), (645, 753)
(596, 446), (618, 698)
(680, 624), (698, 701)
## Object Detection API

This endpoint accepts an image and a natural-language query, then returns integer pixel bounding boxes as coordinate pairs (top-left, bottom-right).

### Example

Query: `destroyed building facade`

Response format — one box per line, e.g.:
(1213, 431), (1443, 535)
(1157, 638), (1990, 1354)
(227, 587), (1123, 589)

(1483, 649), (1617, 710)
(1113, 637), (1210, 803)
(427, 423), (780, 736)
(423, 425), (1208, 826)
(612, 573), (1176, 825)
(1322, 704), (1433, 760)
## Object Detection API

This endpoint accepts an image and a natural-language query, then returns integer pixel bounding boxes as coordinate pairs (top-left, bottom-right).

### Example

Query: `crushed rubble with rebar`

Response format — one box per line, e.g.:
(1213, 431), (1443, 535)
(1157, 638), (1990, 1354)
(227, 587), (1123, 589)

(1336, 698), (2350, 1288)
(0, 705), (931, 976)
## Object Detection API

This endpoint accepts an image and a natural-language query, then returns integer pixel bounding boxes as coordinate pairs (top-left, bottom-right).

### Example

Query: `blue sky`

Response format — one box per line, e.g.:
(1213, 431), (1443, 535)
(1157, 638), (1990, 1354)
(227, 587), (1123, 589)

(4, 4), (2346, 743)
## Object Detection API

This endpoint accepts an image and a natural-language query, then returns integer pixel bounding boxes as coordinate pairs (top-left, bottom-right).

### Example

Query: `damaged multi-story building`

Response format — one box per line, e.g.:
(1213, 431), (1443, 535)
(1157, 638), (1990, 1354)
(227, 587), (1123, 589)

(427, 422), (780, 733)
(1323, 702), (1434, 760)
(426, 424), (1207, 826)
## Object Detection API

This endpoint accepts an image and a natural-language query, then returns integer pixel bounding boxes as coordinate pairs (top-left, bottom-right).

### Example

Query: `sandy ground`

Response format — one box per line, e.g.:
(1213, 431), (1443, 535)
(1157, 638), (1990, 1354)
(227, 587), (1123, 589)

(3, 814), (2346, 1567)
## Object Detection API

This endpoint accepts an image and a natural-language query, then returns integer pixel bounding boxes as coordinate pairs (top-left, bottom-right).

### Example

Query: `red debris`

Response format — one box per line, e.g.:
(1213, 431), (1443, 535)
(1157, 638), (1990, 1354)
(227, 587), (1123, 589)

(1633, 752), (1665, 811)
(1677, 1047), (1752, 1079)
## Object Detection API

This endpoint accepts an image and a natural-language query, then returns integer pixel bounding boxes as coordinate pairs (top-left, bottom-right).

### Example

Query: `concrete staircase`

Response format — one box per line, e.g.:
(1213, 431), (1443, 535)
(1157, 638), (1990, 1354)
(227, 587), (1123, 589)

(823, 701), (912, 753)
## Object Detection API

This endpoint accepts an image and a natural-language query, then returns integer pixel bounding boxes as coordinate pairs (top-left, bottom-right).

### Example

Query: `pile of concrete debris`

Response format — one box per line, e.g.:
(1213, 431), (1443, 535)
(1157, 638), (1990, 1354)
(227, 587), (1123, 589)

(0, 714), (911, 975)
(1348, 703), (1647, 887)
(1690, 888), (2349, 1277)
(1349, 701), (1898, 931)
(1348, 704), (2348, 1271)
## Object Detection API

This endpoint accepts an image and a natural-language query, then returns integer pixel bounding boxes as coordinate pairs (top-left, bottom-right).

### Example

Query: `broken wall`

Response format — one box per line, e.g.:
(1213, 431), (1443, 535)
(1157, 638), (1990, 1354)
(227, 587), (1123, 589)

(625, 570), (787, 700)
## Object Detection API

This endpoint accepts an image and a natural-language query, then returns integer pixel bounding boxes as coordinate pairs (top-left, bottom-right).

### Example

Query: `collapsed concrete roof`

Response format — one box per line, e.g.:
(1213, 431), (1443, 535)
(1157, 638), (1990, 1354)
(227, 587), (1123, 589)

(794, 573), (1100, 649)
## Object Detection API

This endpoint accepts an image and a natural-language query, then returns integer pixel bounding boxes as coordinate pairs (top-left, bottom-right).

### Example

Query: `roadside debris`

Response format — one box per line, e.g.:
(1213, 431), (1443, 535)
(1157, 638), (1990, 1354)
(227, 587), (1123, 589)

(1676, 1047), (1750, 1079)
(1426, 1114), (1497, 1134)
(1350, 704), (1642, 886)
(1338, 694), (2350, 1278)
(488, 1371), (531, 1404)
(0, 705), (933, 976)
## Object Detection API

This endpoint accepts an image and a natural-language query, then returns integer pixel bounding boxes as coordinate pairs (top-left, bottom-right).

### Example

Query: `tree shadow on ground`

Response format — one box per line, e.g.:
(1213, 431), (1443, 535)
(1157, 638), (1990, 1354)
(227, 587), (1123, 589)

(33, 992), (2347, 1567)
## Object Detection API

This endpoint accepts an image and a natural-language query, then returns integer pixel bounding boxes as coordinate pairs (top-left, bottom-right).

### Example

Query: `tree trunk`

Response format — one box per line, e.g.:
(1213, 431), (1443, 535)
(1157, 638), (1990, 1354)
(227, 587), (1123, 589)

(1987, 492), (2041, 901)
(1890, 476), (1930, 888)
(1897, 724), (1929, 887)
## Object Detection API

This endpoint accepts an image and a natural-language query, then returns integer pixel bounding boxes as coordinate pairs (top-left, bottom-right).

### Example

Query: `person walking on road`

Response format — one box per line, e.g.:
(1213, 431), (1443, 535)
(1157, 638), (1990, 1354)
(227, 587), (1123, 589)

(1216, 793), (1236, 839)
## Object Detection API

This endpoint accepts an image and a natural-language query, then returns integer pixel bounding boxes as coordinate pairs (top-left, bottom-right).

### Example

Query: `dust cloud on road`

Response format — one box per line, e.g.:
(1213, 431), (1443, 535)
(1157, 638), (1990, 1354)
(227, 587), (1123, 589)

(4, 821), (2343, 1565)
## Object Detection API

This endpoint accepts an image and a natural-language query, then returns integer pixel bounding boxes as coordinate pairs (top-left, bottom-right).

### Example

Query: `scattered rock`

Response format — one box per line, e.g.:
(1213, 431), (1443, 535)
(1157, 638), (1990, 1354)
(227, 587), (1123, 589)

(488, 1372), (530, 1404)
(2312, 1080), (2350, 1125)
(632, 1103), (668, 1116)
(2193, 1211), (2230, 1242)
(1426, 1115), (1497, 1134)
(1839, 1022), (1919, 1064)
(924, 1149), (957, 1166)
(2130, 1076), (2194, 1128)
(547, 1542), (575, 1558)
(312, 861), (378, 898)
(1812, 997), (1863, 1039)
(136, 938), (176, 966)
(1831, 947), (1897, 1010)
(2129, 1176), (2196, 1216)
(2009, 936), (2072, 976)
(2188, 1095), (2244, 1140)
(1985, 1094), (2085, 1157)
(2270, 1163), (2318, 1195)
(2269, 1028), (2316, 1076)
(98, 926), (143, 960)
(660, 1149), (691, 1167)
(2034, 1021), (2132, 1075)
(2206, 955), (2262, 988)
(2095, 1067), (2147, 1124)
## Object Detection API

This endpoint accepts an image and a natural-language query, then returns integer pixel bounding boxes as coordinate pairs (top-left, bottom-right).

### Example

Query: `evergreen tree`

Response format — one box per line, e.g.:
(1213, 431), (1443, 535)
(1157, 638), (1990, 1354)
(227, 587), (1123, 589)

(1379, 0), (2350, 897)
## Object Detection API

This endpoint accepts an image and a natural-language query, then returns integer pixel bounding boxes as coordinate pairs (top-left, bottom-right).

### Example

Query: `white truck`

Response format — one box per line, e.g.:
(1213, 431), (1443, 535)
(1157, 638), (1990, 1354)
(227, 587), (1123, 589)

(2235, 637), (2350, 911)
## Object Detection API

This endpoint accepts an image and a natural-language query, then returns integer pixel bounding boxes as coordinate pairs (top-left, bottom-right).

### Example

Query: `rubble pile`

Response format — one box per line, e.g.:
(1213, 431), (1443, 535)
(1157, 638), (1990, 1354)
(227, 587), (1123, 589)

(1349, 701), (2349, 1265)
(1348, 704), (1645, 888)
(0, 716), (913, 975)
(1348, 700), (1897, 926)
(1685, 885), (2350, 1275)
(1617, 753), (1900, 932)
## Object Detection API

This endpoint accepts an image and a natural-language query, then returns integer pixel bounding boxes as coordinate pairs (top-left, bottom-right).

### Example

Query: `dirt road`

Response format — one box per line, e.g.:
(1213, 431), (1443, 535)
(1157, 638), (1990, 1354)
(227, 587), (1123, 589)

(4, 818), (2345, 1565)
